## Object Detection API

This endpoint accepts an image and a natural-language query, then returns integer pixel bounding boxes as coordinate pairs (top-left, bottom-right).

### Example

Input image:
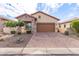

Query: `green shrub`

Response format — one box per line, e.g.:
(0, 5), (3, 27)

(71, 19), (79, 33)
(4, 20), (24, 27)
(11, 31), (16, 34)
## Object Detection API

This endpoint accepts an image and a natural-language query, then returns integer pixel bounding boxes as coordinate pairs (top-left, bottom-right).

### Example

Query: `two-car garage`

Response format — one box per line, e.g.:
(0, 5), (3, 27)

(37, 23), (55, 32)
(31, 11), (59, 32)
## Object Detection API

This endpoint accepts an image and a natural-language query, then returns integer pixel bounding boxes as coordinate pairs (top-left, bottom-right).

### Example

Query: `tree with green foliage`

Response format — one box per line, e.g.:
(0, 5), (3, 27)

(4, 21), (18, 27)
(16, 20), (25, 34)
(4, 20), (24, 27)
(4, 20), (25, 34)
(16, 20), (24, 27)
(71, 19), (79, 33)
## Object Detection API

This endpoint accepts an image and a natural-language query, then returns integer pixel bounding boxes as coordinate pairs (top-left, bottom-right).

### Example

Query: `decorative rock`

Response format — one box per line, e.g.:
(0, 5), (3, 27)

(0, 38), (4, 41)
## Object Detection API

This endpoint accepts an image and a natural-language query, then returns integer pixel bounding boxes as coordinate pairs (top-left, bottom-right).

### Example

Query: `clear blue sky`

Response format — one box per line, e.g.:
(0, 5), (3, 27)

(0, 1), (79, 20)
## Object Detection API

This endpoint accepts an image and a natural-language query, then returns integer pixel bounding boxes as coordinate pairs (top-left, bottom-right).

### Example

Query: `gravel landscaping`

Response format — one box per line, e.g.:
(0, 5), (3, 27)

(0, 34), (32, 47)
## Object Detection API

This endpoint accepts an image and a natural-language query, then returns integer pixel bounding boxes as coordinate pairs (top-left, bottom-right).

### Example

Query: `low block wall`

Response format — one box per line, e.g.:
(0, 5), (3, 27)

(3, 27), (27, 34)
(3, 27), (18, 34)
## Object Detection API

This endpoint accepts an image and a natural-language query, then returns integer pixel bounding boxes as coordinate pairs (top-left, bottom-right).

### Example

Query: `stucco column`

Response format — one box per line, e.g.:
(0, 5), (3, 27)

(31, 19), (36, 33)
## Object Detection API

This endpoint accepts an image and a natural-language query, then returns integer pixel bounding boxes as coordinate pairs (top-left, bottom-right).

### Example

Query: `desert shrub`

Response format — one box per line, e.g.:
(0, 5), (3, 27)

(27, 30), (31, 34)
(17, 32), (21, 35)
(64, 31), (69, 35)
(11, 30), (16, 34)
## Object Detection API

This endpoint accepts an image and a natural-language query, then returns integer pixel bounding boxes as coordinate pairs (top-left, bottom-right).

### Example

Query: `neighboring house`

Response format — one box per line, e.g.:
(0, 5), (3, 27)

(57, 17), (79, 33)
(0, 18), (8, 32)
(16, 13), (37, 33)
(31, 11), (60, 32)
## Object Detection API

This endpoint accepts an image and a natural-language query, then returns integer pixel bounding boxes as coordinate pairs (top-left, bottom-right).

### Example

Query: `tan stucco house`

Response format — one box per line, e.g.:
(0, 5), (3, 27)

(31, 11), (59, 32)
(15, 11), (60, 33)
(57, 17), (79, 33)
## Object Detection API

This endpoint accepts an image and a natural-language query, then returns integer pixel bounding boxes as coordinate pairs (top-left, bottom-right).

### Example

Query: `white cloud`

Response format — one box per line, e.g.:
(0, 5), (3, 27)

(65, 13), (76, 20)
(68, 13), (75, 17)
(41, 3), (64, 14)
(0, 0), (64, 18)
(0, 0), (79, 19)
(14, 0), (63, 14)
(0, 6), (6, 13)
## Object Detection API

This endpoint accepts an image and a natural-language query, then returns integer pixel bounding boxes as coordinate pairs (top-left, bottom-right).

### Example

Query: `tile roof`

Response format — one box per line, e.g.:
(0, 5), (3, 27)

(16, 13), (36, 19)
(31, 11), (60, 21)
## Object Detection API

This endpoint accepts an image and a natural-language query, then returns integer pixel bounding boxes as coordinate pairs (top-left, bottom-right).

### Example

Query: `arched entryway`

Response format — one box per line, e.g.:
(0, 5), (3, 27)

(24, 21), (32, 33)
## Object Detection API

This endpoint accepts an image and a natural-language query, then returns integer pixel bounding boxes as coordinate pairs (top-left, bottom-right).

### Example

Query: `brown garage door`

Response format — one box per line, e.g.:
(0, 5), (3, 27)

(37, 23), (55, 32)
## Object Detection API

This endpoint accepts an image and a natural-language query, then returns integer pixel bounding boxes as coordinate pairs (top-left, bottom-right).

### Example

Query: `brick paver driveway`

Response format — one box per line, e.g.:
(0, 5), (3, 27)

(26, 32), (79, 48)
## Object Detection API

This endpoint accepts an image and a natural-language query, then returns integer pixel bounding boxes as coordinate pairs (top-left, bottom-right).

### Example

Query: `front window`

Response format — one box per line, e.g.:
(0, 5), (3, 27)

(35, 18), (37, 22)
(38, 15), (41, 19)
(25, 23), (32, 31)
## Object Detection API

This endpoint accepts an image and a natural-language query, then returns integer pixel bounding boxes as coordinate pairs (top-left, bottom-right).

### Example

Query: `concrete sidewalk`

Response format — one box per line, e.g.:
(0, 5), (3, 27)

(0, 48), (79, 55)
(0, 48), (23, 54)
(22, 48), (79, 54)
